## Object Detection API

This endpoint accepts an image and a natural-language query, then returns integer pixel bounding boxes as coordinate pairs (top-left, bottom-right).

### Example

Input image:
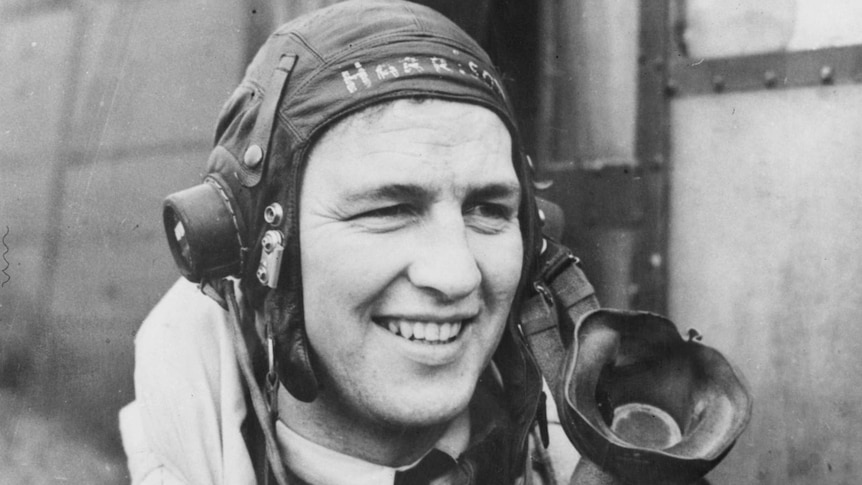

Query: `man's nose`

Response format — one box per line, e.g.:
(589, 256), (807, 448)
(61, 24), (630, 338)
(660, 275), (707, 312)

(407, 219), (482, 301)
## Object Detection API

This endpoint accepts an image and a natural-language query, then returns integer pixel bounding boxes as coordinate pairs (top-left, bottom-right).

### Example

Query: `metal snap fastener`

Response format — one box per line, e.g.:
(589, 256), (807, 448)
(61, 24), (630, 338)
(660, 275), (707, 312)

(244, 144), (263, 167)
(264, 203), (283, 226)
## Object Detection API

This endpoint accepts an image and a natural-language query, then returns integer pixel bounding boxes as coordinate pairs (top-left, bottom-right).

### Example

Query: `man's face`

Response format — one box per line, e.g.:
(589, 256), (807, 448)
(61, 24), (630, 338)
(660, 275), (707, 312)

(299, 99), (523, 430)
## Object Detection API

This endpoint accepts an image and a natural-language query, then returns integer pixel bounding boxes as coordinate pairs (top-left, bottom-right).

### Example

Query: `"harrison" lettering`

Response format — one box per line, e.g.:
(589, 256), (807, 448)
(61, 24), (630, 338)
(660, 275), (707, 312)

(340, 55), (504, 97)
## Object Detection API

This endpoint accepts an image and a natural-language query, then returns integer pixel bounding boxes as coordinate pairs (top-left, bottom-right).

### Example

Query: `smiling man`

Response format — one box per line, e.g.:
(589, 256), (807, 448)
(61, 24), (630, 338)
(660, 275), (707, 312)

(120, 1), (568, 484)
(290, 98), (523, 470)
(118, 1), (755, 483)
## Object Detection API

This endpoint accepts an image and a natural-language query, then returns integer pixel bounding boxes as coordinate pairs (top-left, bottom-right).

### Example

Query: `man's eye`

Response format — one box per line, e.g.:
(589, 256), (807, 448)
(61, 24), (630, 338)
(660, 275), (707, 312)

(465, 203), (514, 221)
(353, 204), (417, 220)
(346, 204), (419, 232)
(464, 203), (517, 234)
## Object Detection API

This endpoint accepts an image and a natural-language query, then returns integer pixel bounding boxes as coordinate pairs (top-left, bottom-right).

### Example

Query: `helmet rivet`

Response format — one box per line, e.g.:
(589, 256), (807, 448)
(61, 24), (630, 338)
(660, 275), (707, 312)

(244, 144), (263, 167)
(264, 203), (283, 226)
(261, 230), (283, 253)
(256, 266), (268, 284)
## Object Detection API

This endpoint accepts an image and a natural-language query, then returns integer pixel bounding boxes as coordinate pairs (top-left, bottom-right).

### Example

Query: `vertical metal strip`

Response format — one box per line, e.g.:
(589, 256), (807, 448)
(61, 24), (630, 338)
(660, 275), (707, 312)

(535, 0), (560, 168)
(632, 0), (672, 313)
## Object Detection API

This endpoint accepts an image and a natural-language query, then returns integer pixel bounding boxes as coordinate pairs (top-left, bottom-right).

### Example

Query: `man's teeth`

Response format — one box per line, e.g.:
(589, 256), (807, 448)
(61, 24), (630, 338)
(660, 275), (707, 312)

(400, 321), (413, 339)
(383, 320), (463, 343)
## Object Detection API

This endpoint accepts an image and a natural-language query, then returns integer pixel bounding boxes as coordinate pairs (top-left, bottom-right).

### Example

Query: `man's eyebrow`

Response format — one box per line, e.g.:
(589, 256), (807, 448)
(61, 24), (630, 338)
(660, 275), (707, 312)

(341, 181), (522, 204)
(465, 182), (522, 202)
(341, 184), (432, 204)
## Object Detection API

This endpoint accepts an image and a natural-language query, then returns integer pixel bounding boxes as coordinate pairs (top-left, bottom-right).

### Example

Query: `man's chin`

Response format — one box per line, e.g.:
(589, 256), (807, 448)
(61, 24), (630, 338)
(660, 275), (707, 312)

(372, 388), (473, 430)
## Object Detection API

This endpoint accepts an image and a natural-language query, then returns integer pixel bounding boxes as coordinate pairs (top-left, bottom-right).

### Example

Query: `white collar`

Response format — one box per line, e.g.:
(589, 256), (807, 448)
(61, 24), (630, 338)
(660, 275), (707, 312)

(275, 410), (470, 485)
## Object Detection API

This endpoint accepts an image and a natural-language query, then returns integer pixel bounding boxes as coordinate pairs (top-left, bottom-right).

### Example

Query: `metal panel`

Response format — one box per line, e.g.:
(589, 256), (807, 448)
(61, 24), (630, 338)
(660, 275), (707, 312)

(631, 0), (672, 313)
(669, 85), (862, 483)
(680, 0), (862, 57)
(537, 0), (640, 168)
(536, 0), (643, 308)
(670, 45), (862, 96)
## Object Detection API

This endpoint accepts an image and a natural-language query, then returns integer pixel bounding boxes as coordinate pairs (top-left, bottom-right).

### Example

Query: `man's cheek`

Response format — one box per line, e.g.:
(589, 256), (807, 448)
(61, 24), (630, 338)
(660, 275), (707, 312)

(480, 239), (523, 292)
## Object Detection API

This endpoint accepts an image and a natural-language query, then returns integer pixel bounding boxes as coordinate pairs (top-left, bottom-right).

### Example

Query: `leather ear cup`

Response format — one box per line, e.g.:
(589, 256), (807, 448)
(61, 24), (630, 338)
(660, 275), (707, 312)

(558, 310), (752, 485)
(265, 289), (319, 402)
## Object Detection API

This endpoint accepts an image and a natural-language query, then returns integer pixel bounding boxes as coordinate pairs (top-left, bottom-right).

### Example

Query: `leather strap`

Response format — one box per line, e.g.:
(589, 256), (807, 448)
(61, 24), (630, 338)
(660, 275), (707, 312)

(520, 239), (599, 397)
(239, 54), (297, 188)
(519, 239), (599, 461)
(223, 281), (290, 485)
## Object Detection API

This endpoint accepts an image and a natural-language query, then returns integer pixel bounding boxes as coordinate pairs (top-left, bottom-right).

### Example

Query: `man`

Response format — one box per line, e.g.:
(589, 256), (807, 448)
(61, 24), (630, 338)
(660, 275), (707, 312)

(120, 2), (751, 484)
(120, 1), (571, 483)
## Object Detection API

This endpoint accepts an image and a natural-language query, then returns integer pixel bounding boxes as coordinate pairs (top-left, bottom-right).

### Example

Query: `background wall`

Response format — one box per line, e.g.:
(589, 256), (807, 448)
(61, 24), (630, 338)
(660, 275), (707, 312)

(536, 0), (643, 310)
(668, 1), (862, 482)
(535, 1), (862, 483)
(670, 86), (862, 483)
(1, 1), (246, 481)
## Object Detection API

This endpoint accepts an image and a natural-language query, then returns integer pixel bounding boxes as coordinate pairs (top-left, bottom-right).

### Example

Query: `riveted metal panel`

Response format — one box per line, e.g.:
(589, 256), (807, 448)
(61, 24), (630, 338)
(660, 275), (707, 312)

(669, 77), (862, 485)
(670, 45), (862, 96)
(631, 0), (672, 314)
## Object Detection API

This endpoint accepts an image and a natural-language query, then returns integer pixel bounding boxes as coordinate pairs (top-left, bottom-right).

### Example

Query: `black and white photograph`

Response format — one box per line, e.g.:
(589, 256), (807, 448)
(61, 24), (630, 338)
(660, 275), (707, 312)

(1, 1), (859, 483)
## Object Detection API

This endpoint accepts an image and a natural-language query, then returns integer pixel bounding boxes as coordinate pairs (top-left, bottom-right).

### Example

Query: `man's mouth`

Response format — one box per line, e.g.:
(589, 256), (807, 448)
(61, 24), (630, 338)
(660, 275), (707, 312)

(374, 318), (466, 344)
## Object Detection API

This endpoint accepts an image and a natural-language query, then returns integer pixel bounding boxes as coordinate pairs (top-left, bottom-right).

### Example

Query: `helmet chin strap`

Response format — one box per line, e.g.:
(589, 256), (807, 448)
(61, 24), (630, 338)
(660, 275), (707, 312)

(221, 280), (289, 485)
(266, 288), (320, 402)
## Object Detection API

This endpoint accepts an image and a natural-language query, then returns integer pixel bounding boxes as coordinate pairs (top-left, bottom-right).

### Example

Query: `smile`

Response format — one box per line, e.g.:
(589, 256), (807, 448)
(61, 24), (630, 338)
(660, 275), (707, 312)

(374, 318), (466, 344)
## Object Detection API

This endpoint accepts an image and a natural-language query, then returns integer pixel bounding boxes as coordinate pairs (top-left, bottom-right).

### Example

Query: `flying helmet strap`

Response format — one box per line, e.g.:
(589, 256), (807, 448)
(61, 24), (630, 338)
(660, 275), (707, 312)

(224, 54), (299, 483)
(520, 238), (600, 443)
(221, 280), (290, 485)
(238, 54), (298, 189)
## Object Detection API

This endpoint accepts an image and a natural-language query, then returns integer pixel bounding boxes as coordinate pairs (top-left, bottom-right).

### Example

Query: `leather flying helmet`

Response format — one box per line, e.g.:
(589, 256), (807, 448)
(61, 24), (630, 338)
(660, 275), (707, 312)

(162, 0), (541, 403)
